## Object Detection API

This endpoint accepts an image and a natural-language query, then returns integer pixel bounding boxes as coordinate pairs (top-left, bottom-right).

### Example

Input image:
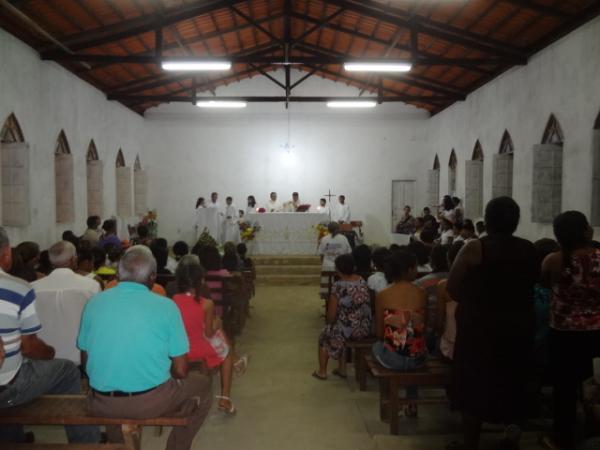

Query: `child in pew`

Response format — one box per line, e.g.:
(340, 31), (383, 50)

(372, 249), (428, 417)
(172, 255), (238, 414)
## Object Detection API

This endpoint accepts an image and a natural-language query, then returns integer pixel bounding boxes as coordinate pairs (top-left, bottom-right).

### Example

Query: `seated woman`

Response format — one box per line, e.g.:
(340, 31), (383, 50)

(10, 241), (44, 282)
(222, 242), (241, 273)
(172, 255), (237, 414)
(353, 244), (373, 276)
(313, 254), (372, 380)
(372, 250), (427, 415)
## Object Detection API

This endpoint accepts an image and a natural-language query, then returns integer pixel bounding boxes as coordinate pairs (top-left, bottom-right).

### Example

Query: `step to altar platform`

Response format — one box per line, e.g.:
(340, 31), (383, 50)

(253, 255), (321, 286)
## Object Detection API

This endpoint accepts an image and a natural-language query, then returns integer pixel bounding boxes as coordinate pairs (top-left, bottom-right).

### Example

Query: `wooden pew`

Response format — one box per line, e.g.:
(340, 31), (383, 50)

(365, 354), (451, 435)
(345, 338), (377, 391)
(0, 395), (189, 450)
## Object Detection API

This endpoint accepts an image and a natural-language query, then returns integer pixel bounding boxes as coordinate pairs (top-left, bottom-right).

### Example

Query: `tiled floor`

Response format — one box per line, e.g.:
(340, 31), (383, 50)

(30, 285), (572, 450)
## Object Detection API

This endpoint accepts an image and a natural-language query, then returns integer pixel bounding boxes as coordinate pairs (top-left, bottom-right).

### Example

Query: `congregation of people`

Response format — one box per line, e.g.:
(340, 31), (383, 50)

(0, 214), (256, 449)
(313, 195), (600, 450)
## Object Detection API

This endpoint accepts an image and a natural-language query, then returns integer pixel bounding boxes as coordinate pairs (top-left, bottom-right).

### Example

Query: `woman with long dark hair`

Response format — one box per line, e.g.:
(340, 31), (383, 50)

(172, 255), (237, 414)
(541, 211), (600, 449)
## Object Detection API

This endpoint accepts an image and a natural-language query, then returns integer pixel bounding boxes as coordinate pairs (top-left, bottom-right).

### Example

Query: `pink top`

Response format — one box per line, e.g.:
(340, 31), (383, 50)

(205, 269), (231, 301)
(172, 293), (222, 367)
(551, 249), (600, 331)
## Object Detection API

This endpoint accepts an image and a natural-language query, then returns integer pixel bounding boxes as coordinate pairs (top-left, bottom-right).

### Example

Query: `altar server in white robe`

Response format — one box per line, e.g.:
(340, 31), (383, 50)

(194, 197), (207, 240)
(246, 195), (257, 215)
(206, 192), (223, 243)
(332, 195), (351, 223)
(222, 197), (241, 244)
(316, 198), (330, 216)
(282, 192), (300, 212)
(267, 192), (281, 212)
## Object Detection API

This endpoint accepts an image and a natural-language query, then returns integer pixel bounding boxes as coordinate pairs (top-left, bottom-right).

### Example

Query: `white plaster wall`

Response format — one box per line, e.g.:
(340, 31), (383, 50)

(143, 71), (430, 245)
(0, 29), (145, 248)
(427, 15), (600, 241)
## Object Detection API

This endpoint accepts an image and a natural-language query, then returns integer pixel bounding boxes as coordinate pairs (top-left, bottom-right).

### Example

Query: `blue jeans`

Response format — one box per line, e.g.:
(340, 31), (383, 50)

(372, 341), (427, 399)
(0, 358), (101, 443)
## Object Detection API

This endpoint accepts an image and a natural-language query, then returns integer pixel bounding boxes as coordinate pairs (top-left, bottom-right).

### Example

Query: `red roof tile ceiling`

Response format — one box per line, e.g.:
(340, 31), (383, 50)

(1, 0), (598, 114)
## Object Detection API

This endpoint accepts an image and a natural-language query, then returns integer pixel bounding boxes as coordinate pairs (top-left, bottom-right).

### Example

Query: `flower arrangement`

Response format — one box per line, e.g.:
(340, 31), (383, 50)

(314, 222), (330, 242)
(195, 230), (218, 248)
(239, 221), (261, 242)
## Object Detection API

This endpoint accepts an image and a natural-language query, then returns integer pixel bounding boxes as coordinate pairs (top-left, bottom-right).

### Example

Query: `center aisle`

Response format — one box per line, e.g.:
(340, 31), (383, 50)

(145, 285), (376, 450)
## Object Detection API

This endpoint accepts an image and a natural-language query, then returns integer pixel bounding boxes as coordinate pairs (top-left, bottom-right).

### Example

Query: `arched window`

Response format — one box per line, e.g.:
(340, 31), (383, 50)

(542, 114), (564, 145)
(427, 155), (441, 211)
(532, 114), (564, 223)
(115, 149), (132, 217)
(86, 140), (103, 217)
(465, 141), (484, 218)
(133, 154), (148, 215)
(592, 111), (600, 226)
(0, 113), (29, 226)
(0, 113), (24, 143)
(493, 130), (514, 198)
(55, 130), (74, 223)
(448, 150), (457, 195)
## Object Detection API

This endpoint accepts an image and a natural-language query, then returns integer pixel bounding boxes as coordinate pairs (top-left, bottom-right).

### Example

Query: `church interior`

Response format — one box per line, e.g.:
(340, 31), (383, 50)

(0, 0), (599, 449)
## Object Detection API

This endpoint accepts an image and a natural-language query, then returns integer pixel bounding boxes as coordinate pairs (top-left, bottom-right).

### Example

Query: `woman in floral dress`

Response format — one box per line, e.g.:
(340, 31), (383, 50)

(313, 254), (372, 380)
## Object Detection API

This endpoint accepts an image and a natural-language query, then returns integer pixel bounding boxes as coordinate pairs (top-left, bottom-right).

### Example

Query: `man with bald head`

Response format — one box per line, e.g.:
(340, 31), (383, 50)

(78, 246), (212, 450)
(32, 241), (100, 365)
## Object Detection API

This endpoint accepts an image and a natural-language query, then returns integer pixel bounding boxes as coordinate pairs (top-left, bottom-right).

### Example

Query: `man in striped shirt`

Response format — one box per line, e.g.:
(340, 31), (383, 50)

(0, 227), (100, 444)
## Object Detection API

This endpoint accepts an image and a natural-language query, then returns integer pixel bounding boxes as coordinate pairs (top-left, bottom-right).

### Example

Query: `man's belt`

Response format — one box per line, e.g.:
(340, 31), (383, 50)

(92, 385), (158, 397)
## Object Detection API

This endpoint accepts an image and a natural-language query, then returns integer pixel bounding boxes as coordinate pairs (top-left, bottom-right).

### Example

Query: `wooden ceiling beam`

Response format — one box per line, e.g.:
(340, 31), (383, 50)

(39, 0), (245, 52)
(290, 7), (345, 48)
(109, 94), (455, 103)
(499, 0), (572, 18)
(291, 12), (499, 74)
(73, 13), (283, 73)
(231, 5), (283, 46)
(324, 0), (527, 58)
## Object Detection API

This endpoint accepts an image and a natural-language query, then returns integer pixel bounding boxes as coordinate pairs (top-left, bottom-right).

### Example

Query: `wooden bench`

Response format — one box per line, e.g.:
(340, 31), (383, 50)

(365, 354), (451, 435)
(0, 395), (189, 450)
(345, 338), (377, 391)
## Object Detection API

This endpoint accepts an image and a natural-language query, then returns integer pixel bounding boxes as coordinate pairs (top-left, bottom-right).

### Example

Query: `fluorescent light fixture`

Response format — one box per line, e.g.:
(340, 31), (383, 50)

(327, 101), (377, 108)
(196, 100), (247, 108)
(162, 61), (231, 71)
(344, 62), (412, 72)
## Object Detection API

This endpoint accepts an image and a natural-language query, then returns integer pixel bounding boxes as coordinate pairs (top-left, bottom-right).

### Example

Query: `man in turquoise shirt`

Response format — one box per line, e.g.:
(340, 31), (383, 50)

(78, 246), (212, 450)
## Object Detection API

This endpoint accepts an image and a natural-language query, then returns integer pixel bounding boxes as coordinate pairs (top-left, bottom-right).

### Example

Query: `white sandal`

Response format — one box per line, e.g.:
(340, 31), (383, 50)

(216, 395), (236, 415)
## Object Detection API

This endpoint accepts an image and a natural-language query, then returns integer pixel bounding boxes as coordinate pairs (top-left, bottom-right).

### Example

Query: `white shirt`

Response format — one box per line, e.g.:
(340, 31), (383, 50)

(318, 234), (352, 270)
(333, 203), (351, 222)
(440, 229), (454, 245)
(316, 205), (330, 216)
(267, 199), (280, 213)
(32, 268), (100, 364)
(367, 272), (389, 293)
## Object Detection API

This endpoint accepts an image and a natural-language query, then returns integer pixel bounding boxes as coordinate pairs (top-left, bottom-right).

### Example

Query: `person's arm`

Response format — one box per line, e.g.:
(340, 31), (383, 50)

(0, 340), (5, 368)
(447, 239), (481, 301)
(203, 300), (219, 338)
(80, 350), (87, 373)
(170, 354), (189, 379)
(541, 252), (561, 289)
(21, 334), (55, 359)
(326, 295), (338, 324)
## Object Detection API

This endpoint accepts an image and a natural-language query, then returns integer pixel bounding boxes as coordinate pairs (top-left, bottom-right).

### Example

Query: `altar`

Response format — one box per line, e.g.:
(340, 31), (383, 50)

(245, 213), (328, 255)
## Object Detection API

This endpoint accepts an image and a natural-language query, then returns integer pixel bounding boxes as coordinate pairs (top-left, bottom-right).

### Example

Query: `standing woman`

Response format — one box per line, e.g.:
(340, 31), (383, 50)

(440, 195), (456, 224)
(541, 211), (600, 450)
(447, 197), (538, 450)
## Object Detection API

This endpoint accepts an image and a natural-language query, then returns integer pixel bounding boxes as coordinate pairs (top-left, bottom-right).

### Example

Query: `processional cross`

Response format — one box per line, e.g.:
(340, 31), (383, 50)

(323, 189), (337, 222)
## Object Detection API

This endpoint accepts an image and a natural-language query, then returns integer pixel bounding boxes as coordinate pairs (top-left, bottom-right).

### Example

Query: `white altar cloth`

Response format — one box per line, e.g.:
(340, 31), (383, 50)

(246, 213), (328, 255)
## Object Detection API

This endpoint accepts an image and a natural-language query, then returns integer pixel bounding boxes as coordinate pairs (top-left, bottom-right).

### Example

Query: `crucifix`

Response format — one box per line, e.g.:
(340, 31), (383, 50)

(323, 189), (337, 222)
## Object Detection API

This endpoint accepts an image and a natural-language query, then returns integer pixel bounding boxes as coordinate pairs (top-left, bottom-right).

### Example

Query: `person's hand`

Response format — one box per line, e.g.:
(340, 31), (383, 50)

(213, 317), (223, 330)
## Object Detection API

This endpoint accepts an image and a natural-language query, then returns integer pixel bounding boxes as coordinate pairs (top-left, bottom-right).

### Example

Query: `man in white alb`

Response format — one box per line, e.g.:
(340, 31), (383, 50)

(282, 192), (300, 212)
(222, 196), (241, 243)
(32, 241), (100, 365)
(267, 192), (281, 213)
(206, 192), (223, 243)
(316, 198), (330, 216)
(332, 195), (351, 223)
